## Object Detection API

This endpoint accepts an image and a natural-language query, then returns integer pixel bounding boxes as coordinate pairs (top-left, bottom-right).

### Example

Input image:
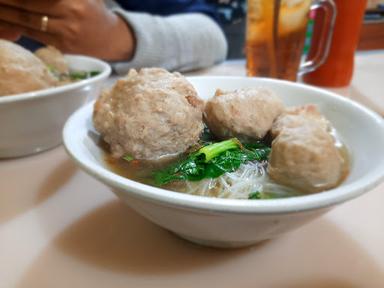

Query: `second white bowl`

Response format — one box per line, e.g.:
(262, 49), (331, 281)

(0, 55), (111, 158)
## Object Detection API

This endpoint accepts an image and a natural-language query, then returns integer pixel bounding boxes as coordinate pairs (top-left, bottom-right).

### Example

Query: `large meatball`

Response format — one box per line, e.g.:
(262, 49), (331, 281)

(268, 105), (344, 193)
(204, 88), (284, 141)
(35, 46), (69, 74)
(93, 68), (204, 160)
(0, 40), (57, 96)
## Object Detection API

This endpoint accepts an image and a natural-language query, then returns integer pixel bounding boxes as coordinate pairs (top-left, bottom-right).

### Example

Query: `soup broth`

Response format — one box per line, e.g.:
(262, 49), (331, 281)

(103, 131), (350, 200)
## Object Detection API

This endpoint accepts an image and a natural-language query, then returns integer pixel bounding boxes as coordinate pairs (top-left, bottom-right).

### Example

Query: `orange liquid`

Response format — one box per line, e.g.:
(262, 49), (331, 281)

(246, 0), (311, 81)
(246, 27), (307, 81)
(303, 0), (367, 87)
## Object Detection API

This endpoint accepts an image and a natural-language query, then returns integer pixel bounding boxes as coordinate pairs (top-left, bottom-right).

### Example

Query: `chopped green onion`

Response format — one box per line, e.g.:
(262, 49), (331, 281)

(122, 154), (134, 162)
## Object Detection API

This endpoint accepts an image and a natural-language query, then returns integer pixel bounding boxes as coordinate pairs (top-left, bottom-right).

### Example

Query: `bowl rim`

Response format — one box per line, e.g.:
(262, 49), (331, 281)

(0, 54), (111, 104)
(63, 76), (384, 214)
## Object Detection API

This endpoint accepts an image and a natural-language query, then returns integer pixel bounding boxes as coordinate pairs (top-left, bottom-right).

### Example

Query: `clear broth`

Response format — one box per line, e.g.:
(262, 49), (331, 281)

(103, 135), (350, 199)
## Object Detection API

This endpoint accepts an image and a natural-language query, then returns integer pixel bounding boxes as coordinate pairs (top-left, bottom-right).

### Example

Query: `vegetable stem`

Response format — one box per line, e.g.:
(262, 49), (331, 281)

(195, 138), (241, 162)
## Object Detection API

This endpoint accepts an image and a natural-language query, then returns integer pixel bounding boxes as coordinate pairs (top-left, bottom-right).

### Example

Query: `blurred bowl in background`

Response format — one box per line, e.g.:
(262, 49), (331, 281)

(0, 55), (111, 158)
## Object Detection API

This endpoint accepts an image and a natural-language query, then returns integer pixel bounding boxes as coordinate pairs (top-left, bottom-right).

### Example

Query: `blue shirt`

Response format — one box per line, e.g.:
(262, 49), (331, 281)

(116, 0), (219, 19)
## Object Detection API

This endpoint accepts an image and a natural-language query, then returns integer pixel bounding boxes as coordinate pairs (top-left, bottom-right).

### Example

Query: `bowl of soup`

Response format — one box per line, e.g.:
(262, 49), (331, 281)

(0, 41), (111, 158)
(63, 73), (384, 248)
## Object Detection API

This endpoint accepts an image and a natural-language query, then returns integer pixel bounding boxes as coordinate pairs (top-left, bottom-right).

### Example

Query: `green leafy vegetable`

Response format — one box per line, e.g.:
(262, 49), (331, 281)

(90, 71), (101, 77)
(154, 138), (271, 186)
(248, 191), (262, 199)
(46, 63), (100, 81)
(69, 70), (100, 80)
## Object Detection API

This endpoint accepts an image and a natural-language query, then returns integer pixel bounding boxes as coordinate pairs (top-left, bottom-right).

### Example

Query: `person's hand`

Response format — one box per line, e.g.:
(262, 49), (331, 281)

(0, 0), (135, 61)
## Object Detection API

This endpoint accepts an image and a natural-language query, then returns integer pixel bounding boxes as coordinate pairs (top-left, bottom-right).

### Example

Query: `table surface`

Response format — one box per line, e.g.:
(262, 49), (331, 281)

(1, 52), (384, 288)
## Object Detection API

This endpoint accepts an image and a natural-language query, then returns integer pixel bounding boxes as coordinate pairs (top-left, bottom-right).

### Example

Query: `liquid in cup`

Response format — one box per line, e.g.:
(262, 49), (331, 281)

(246, 0), (312, 81)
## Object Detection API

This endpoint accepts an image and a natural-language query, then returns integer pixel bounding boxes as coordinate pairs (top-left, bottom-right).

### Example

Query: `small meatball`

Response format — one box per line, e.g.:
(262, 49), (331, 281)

(204, 88), (284, 141)
(93, 68), (204, 160)
(35, 46), (69, 74)
(268, 105), (344, 193)
(0, 40), (57, 96)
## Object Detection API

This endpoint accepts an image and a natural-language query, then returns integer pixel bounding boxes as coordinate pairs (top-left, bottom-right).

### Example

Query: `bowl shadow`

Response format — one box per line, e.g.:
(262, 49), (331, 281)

(16, 200), (384, 287)
(52, 200), (251, 274)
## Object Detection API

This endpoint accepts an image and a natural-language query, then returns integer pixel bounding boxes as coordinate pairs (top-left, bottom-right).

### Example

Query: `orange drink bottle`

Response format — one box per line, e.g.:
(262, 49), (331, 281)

(303, 0), (368, 87)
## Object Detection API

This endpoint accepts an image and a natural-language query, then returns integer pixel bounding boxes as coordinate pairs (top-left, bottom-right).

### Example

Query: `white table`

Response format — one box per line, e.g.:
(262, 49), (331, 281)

(1, 52), (384, 288)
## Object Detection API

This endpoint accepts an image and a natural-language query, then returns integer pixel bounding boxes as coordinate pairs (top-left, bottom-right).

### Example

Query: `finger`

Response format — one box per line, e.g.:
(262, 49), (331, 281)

(0, 0), (60, 16)
(1, 21), (61, 48)
(0, 5), (59, 34)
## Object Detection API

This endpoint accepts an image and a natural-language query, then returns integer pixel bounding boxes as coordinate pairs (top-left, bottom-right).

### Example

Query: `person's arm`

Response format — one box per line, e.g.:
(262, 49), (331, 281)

(111, 10), (228, 73)
(0, 0), (227, 72)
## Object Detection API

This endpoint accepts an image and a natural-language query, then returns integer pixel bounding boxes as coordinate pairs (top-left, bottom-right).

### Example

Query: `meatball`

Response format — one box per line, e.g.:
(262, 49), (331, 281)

(271, 104), (331, 138)
(204, 88), (284, 141)
(268, 105), (344, 193)
(93, 68), (204, 160)
(0, 40), (57, 96)
(35, 46), (69, 74)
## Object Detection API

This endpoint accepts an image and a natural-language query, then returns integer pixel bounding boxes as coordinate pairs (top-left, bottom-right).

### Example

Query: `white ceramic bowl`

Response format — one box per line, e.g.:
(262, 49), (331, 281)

(0, 55), (111, 158)
(63, 76), (384, 248)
